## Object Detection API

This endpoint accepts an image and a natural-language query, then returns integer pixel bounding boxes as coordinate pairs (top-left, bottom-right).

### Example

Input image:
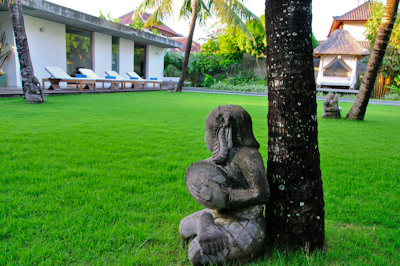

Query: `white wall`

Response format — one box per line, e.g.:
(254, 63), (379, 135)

(93, 32), (111, 77)
(343, 22), (367, 41)
(1, 12), (167, 88)
(0, 13), (66, 88)
(0, 11), (20, 87)
(24, 16), (66, 86)
(146, 45), (165, 80)
(119, 38), (134, 78)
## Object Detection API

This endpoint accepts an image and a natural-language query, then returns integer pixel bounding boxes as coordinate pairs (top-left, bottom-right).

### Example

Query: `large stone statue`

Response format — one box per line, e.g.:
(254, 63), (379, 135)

(321, 93), (341, 119)
(179, 105), (270, 265)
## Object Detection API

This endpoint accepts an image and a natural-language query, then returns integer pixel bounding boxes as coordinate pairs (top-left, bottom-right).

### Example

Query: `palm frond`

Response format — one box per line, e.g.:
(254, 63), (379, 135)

(211, 0), (261, 40)
(179, 0), (211, 25)
(143, 0), (174, 27)
(133, 0), (172, 26)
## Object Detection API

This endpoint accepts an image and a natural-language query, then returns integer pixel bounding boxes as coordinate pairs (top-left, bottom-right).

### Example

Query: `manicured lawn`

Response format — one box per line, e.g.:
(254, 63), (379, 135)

(0, 92), (399, 265)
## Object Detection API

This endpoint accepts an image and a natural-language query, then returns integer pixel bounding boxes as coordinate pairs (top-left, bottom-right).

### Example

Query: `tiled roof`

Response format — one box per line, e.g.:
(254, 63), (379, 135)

(169, 37), (201, 53)
(334, 1), (373, 21)
(328, 1), (373, 37)
(119, 11), (183, 38)
(314, 29), (370, 56)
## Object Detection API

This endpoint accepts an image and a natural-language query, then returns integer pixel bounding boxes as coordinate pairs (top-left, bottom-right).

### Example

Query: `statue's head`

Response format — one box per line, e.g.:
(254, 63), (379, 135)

(205, 105), (259, 164)
(324, 93), (338, 104)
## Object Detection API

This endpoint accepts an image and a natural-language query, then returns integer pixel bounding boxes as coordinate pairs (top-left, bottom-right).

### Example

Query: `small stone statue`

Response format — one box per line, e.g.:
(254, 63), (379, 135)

(321, 93), (340, 119)
(23, 75), (45, 103)
(179, 105), (270, 265)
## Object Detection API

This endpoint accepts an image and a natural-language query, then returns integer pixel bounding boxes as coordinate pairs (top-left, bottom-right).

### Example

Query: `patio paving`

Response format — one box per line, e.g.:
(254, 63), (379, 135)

(0, 85), (166, 98)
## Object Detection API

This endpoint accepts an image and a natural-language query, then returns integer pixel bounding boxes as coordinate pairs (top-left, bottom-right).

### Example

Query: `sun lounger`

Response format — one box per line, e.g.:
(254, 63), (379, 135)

(126, 71), (162, 89)
(105, 70), (145, 89)
(78, 68), (123, 90)
(43, 66), (97, 91)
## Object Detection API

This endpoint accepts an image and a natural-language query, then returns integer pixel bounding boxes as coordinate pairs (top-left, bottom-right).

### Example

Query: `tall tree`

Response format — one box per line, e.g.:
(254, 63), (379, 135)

(177, 0), (200, 92)
(346, 0), (399, 120)
(135, 0), (261, 92)
(2, 0), (44, 103)
(265, 0), (325, 252)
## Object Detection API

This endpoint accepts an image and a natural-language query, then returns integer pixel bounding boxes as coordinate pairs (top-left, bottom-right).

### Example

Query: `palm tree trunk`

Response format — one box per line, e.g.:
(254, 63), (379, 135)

(265, 0), (325, 252)
(346, 0), (399, 120)
(255, 55), (264, 80)
(8, 1), (44, 103)
(176, 0), (199, 92)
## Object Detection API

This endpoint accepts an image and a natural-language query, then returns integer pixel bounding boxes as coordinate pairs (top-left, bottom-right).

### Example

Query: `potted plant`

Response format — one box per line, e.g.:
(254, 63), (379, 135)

(0, 31), (13, 77)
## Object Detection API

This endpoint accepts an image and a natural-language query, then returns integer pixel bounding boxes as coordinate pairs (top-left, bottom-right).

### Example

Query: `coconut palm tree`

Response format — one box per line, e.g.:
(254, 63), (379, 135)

(265, 0), (325, 251)
(1, 0), (44, 103)
(134, 0), (261, 92)
(346, 0), (399, 120)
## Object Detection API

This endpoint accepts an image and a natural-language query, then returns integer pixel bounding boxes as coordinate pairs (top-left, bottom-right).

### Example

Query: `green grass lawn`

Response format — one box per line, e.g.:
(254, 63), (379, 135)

(0, 92), (399, 265)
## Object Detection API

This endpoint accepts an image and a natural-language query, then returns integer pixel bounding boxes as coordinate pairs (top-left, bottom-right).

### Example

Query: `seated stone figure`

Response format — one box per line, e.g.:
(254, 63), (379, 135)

(179, 105), (270, 265)
(321, 93), (341, 119)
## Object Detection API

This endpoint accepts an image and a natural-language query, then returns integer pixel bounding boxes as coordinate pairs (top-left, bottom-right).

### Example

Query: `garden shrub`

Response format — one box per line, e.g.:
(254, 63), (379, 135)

(209, 83), (267, 92)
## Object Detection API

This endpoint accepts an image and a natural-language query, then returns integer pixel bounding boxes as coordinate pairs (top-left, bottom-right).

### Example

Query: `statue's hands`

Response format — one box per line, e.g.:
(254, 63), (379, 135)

(198, 219), (225, 255)
(191, 180), (228, 209)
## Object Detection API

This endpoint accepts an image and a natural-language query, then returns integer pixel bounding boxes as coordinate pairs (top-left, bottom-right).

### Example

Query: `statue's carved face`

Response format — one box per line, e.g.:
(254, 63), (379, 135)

(205, 105), (259, 164)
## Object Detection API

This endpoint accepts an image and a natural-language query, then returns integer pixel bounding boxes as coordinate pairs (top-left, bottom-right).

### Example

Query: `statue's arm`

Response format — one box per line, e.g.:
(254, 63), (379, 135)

(226, 148), (270, 208)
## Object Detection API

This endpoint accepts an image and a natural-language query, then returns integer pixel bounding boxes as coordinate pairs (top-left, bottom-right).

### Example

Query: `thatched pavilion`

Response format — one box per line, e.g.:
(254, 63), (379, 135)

(314, 29), (370, 89)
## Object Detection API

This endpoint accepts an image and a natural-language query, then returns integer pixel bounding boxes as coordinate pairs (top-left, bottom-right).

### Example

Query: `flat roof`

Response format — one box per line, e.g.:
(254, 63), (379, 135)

(0, 0), (182, 49)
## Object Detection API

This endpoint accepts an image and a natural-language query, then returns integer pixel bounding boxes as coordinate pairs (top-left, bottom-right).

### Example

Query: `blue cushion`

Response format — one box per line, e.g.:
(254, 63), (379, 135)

(150, 77), (157, 80)
(105, 76), (116, 79)
(75, 74), (87, 78)
(130, 77), (139, 80)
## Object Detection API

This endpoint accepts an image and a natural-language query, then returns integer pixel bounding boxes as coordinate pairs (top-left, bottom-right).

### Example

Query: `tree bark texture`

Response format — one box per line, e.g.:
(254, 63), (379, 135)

(346, 0), (399, 120)
(176, 0), (199, 92)
(265, 0), (325, 251)
(9, 1), (44, 103)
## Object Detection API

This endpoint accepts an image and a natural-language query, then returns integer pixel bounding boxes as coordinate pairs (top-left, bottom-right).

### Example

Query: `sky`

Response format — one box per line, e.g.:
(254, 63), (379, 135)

(47, 0), (386, 42)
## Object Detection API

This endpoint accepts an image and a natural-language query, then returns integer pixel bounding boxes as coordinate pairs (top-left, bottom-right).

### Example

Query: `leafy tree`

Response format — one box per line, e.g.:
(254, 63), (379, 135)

(265, 0), (325, 251)
(135, 0), (261, 92)
(364, 1), (400, 78)
(347, 0), (399, 120)
(312, 34), (320, 49)
(236, 16), (267, 78)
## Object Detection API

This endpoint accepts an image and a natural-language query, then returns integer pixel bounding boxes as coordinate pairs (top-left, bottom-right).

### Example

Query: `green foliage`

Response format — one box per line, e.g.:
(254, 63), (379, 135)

(201, 73), (217, 87)
(222, 70), (257, 85)
(209, 82), (267, 92)
(0, 31), (13, 70)
(217, 27), (244, 67)
(200, 27), (244, 72)
(312, 34), (320, 49)
(386, 75), (400, 95)
(364, 1), (400, 77)
(187, 52), (201, 86)
(130, 17), (145, 30)
(1, 93), (400, 265)
(236, 15), (267, 58)
(164, 64), (181, 77)
(98, 10), (119, 23)
(164, 50), (183, 77)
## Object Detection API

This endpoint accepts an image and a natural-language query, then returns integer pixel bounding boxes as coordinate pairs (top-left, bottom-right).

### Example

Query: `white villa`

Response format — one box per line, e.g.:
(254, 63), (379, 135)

(314, 1), (372, 89)
(0, 0), (181, 88)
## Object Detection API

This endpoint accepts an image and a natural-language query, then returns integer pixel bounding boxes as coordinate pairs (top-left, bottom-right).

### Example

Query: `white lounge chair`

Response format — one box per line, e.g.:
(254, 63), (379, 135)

(43, 66), (97, 91)
(126, 71), (162, 89)
(79, 68), (122, 90)
(105, 70), (145, 89)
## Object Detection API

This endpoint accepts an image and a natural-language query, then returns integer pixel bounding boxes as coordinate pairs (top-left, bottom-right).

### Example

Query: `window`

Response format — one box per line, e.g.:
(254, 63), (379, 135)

(112, 37), (119, 73)
(134, 44), (146, 78)
(323, 59), (351, 78)
(66, 27), (92, 76)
